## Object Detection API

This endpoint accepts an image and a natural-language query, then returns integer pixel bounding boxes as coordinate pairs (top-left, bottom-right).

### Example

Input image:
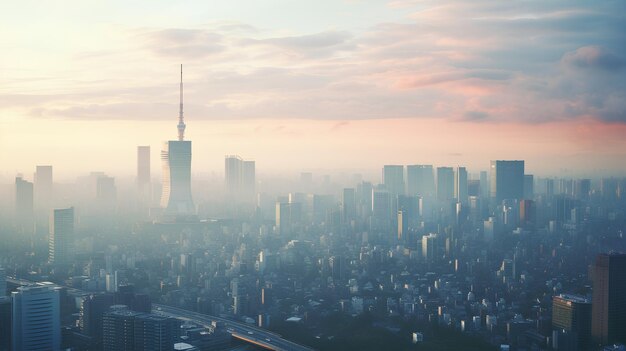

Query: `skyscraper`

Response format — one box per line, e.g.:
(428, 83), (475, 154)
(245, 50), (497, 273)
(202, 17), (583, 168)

(161, 65), (194, 216)
(552, 294), (591, 351)
(490, 160), (524, 203)
(371, 188), (391, 231)
(383, 165), (405, 196)
(0, 296), (10, 351)
(133, 313), (181, 351)
(524, 174), (534, 200)
(96, 175), (117, 212)
(342, 188), (356, 223)
(436, 167), (454, 202)
(34, 165), (53, 224)
(12, 283), (61, 351)
(137, 146), (151, 186)
(0, 268), (5, 297)
(137, 146), (151, 204)
(80, 294), (114, 349)
(422, 233), (438, 263)
(15, 176), (34, 234)
(454, 166), (468, 205)
(48, 207), (74, 265)
(103, 306), (140, 351)
(242, 160), (256, 202)
(225, 155), (256, 203)
(407, 165), (436, 197)
(591, 253), (626, 346)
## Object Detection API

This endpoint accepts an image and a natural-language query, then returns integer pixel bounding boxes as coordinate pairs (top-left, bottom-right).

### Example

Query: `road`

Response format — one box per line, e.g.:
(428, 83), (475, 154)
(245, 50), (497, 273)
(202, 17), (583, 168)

(153, 304), (316, 351)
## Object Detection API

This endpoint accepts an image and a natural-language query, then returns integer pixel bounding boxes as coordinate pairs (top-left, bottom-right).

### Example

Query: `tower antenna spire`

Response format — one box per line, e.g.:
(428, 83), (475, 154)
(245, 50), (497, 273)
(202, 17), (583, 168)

(177, 64), (186, 141)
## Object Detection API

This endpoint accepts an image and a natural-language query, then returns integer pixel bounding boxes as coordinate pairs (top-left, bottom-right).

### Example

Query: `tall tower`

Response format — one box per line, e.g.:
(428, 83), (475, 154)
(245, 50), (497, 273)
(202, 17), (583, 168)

(161, 65), (195, 216)
(225, 155), (256, 203)
(137, 146), (150, 186)
(454, 166), (468, 205)
(137, 146), (151, 206)
(12, 283), (61, 351)
(436, 167), (454, 201)
(49, 207), (75, 265)
(15, 176), (34, 234)
(382, 165), (405, 196)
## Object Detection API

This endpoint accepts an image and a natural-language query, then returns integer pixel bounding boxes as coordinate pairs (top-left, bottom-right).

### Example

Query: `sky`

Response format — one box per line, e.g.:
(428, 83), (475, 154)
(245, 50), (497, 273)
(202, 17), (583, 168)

(1, 0), (626, 181)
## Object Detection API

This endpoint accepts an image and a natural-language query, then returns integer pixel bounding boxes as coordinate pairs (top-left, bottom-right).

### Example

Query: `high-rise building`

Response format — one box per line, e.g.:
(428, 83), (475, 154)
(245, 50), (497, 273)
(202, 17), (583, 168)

(225, 155), (256, 203)
(134, 314), (181, 351)
(519, 199), (536, 228)
(34, 166), (53, 226)
(397, 210), (408, 243)
(591, 253), (626, 346)
(242, 160), (256, 201)
(407, 165), (436, 197)
(397, 195), (419, 228)
(49, 207), (75, 265)
(137, 146), (150, 186)
(161, 66), (194, 217)
(137, 146), (151, 204)
(479, 171), (489, 199)
(454, 167), (468, 205)
(356, 181), (373, 218)
(552, 294), (591, 351)
(103, 306), (140, 351)
(0, 296), (10, 351)
(12, 283), (61, 351)
(524, 174), (534, 200)
(275, 201), (302, 237)
(80, 294), (114, 346)
(490, 160), (524, 203)
(575, 179), (591, 201)
(422, 233), (438, 262)
(600, 178), (618, 202)
(371, 188), (391, 231)
(96, 175), (117, 211)
(0, 268), (5, 297)
(342, 188), (356, 224)
(15, 176), (34, 233)
(225, 155), (242, 197)
(437, 167), (454, 201)
(383, 165), (405, 196)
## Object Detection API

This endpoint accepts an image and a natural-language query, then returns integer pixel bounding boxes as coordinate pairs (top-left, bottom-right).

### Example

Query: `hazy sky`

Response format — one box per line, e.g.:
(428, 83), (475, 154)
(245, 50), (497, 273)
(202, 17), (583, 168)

(1, 0), (625, 180)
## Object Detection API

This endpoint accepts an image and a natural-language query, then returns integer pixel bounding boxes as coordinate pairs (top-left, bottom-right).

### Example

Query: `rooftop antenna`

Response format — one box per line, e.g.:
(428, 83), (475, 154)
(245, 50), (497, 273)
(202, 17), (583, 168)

(177, 64), (186, 141)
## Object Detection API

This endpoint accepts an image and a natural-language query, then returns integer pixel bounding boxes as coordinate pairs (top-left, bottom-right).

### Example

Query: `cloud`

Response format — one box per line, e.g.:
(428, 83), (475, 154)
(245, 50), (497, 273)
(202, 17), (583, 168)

(562, 46), (625, 71)
(463, 111), (490, 121)
(4, 0), (626, 125)
(141, 28), (226, 58)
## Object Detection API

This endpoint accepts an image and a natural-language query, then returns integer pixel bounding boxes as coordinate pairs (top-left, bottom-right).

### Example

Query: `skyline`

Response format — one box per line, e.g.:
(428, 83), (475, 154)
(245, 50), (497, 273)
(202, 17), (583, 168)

(2, 0), (626, 179)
